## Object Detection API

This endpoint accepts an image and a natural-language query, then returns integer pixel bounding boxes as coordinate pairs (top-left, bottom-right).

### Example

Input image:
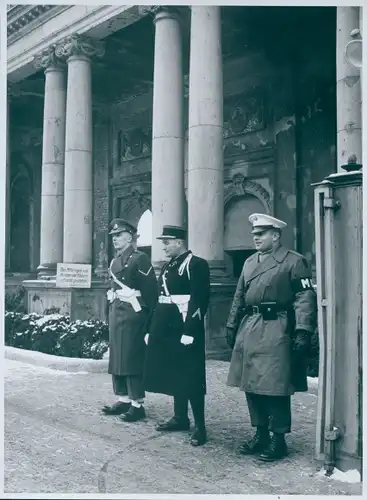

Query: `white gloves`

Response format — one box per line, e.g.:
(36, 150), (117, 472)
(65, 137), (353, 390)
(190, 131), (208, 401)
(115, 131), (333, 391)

(180, 334), (194, 345)
(144, 334), (149, 345)
(106, 289), (115, 302)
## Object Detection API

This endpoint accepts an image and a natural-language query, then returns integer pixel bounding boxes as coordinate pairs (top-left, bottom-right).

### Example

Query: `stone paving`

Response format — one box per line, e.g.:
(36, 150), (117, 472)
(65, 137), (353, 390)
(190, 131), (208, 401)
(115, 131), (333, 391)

(4, 358), (362, 495)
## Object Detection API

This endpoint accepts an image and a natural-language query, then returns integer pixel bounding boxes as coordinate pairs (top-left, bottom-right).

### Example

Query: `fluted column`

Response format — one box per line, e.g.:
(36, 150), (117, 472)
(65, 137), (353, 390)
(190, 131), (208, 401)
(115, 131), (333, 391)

(55, 35), (105, 263)
(34, 47), (67, 276)
(337, 7), (362, 171)
(149, 6), (185, 269)
(188, 6), (225, 276)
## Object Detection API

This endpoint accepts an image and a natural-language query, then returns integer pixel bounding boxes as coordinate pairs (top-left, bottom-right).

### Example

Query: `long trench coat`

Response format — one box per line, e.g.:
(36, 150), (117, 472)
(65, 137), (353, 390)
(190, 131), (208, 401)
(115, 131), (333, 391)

(108, 245), (158, 376)
(226, 245), (317, 396)
(143, 251), (210, 397)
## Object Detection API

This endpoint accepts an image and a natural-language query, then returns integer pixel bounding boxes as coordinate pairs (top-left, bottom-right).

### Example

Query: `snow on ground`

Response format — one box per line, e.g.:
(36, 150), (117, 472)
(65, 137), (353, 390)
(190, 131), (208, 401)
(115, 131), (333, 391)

(317, 467), (361, 484)
(4, 359), (88, 377)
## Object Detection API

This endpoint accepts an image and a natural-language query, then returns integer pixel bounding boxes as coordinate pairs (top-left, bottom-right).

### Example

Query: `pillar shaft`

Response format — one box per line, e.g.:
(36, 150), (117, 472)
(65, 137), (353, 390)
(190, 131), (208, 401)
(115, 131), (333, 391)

(188, 6), (224, 273)
(38, 64), (67, 274)
(55, 35), (104, 264)
(63, 55), (93, 263)
(151, 8), (185, 267)
(336, 6), (362, 171)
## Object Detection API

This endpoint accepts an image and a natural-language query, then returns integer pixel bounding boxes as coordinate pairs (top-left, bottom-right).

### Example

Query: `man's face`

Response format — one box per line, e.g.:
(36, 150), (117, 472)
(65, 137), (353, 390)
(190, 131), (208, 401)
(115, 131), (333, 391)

(112, 231), (132, 251)
(253, 229), (279, 252)
(161, 239), (182, 259)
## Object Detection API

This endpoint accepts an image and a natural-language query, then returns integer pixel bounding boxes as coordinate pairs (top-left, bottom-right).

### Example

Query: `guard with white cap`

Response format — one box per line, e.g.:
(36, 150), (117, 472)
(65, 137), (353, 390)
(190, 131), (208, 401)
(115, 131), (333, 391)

(226, 213), (317, 461)
(102, 218), (158, 422)
(143, 225), (210, 447)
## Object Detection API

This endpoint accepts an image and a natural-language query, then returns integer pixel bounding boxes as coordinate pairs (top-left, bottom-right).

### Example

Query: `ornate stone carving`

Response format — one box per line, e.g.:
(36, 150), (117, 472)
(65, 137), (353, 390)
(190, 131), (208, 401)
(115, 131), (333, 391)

(118, 127), (152, 162)
(138, 5), (180, 18)
(34, 45), (65, 70)
(224, 174), (273, 213)
(7, 5), (56, 37)
(55, 34), (105, 61)
(224, 91), (265, 139)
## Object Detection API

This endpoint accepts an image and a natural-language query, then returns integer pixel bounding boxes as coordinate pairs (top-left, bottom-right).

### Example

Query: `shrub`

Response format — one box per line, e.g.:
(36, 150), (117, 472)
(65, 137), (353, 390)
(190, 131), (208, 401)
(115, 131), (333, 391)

(5, 311), (109, 360)
(5, 286), (27, 313)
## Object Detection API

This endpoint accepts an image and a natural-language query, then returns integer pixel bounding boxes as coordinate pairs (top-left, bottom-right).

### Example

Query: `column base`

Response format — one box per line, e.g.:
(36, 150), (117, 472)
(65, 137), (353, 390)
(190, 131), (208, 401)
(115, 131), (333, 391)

(37, 263), (57, 279)
(207, 260), (230, 282)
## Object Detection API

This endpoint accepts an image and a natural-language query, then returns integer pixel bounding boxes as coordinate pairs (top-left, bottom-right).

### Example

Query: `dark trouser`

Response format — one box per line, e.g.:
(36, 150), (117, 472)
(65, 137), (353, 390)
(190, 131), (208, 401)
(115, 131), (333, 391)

(245, 392), (291, 434)
(112, 374), (145, 402)
(174, 394), (206, 430)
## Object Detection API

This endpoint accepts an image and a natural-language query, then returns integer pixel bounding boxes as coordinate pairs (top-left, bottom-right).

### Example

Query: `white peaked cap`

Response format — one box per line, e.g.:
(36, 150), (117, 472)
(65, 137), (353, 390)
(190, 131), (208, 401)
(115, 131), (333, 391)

(249, 213), (287, 233)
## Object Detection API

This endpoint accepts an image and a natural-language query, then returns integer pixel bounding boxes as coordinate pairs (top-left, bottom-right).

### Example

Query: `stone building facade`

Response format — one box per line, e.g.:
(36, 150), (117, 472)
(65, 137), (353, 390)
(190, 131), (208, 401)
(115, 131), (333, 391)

(6, 5), (362, 358)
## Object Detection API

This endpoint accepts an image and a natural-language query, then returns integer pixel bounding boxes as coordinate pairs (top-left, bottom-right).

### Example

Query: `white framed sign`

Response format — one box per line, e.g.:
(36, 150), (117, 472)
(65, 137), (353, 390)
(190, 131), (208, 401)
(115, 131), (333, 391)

(56, 263), (92, 289)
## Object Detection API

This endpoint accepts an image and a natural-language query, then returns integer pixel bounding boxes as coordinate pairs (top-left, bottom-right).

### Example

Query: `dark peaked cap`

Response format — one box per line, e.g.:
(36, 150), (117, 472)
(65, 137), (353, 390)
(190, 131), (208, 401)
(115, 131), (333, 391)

(109, 218), (137, 235)
(156, 225), (187, 240)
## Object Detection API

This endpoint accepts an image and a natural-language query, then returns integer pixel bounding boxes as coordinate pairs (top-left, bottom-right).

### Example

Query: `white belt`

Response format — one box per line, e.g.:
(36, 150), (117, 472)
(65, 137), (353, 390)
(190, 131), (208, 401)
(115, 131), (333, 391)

(158, 294), (190, 321)
(107, 289), (142, 312)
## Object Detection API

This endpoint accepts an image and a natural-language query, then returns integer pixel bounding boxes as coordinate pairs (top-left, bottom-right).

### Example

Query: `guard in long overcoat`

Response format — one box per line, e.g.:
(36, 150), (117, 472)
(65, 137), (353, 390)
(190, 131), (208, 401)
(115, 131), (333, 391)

(143, 225), (210, 446)
(226, 213), (317, 461)
(102, 218), (158, 422)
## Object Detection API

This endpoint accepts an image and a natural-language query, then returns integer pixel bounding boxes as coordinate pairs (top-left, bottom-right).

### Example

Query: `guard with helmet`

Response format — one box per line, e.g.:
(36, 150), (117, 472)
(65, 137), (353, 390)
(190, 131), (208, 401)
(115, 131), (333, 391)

(226, 213), (317, 461)
(102, 218), (158, 422)
(143, 225), (211, 446)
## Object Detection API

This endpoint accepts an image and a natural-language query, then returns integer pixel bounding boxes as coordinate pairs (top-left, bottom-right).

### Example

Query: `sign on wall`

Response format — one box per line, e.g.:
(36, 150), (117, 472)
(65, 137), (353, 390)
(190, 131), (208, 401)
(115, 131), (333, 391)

(56, 263), (92, 289)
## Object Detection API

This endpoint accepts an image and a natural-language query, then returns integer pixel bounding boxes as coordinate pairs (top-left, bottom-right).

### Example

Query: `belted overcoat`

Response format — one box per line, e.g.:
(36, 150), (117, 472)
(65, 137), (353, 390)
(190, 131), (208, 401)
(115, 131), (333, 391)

(226, 245), (317, 396)
(108, 245), (158, 376)
(144, 251), (210, 397)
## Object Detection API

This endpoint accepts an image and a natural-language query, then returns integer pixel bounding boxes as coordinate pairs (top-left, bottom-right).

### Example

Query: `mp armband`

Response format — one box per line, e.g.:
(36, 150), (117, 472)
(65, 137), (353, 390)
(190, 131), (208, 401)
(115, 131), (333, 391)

(292, 277), (313, 293)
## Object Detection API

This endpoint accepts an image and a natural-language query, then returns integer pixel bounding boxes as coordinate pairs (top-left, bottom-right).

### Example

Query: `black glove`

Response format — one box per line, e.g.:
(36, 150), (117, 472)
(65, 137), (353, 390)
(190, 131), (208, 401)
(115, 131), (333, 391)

(226, 327), (237, 349)
(293, 330), (310, 355)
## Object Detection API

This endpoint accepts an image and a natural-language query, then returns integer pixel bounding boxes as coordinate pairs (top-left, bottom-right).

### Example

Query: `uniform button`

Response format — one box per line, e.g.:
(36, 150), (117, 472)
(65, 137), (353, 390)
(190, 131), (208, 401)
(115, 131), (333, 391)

(125, 264), (128, 267)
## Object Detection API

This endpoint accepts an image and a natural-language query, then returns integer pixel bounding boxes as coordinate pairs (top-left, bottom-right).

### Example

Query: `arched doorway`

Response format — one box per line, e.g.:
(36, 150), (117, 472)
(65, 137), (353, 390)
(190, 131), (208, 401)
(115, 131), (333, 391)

(137, 209), (152, 259)
(224, 194), (266, 277)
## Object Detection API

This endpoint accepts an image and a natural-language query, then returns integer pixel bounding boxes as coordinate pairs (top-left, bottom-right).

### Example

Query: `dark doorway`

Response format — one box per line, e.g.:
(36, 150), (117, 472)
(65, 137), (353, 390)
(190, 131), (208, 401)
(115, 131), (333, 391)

(226, 249), (257, 278)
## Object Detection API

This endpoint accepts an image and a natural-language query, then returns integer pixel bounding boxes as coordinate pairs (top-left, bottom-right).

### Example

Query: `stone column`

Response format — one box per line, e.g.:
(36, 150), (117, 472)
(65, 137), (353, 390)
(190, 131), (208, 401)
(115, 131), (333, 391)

(149, 7), (185, 268)
(188, 6), (225, 276)
(336, 7), (362, 172)
(34, 48), (67, 276)
(6, 87), (11, 273)
(55, 35), (105, 263)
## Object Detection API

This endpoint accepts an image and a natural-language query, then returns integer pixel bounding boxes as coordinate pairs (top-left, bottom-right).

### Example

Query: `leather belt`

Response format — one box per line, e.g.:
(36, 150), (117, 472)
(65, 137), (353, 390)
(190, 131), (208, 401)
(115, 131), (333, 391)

(244, 303), (286, 316)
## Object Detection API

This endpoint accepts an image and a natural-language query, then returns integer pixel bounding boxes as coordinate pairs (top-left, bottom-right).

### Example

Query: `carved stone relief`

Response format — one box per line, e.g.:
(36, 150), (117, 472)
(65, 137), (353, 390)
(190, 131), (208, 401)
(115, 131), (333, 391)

(224, 173), (273, 214)
(117, 127), (152, 163)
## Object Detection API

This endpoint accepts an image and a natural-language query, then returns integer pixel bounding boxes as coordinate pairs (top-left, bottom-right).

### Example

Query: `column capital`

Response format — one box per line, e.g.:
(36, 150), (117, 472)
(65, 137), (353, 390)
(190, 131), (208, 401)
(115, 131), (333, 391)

(34, 46), (66, 71)
(139, 5), (181, 21)
(55, 34), (105, 62)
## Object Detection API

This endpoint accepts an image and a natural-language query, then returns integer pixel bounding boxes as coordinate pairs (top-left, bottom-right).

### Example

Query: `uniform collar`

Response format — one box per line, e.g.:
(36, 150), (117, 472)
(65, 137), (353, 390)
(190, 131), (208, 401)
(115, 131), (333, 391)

(169, 250), (191, 267)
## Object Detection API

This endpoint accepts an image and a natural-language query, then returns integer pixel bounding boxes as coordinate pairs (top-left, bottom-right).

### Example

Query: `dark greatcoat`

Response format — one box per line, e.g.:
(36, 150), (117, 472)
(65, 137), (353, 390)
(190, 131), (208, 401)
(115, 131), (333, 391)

(226, 245), (317, 396)
(108, 245), (158, 376)
(143, 251), (210, 397)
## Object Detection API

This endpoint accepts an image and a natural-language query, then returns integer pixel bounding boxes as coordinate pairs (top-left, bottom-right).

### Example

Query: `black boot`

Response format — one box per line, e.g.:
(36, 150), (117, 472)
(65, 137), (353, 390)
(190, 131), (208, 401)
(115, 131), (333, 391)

(238, 427), (270, 455)
(102, 401), (131, 415)
(156, 397), (190, 432)
(120, 405), (146, 422)
(189, 394), (207, 446)
(258, 433), (288, 462)
(190, 426), (207, 446)
(156, 416), (190, 431)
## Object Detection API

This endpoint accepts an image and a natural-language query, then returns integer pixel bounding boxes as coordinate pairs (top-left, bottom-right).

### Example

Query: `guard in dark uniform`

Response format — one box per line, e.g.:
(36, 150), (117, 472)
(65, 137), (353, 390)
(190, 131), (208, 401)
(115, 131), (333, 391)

(143, 225), (210, 446)
(102, 218), (158, 422)
(226, 213), (317, 461)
